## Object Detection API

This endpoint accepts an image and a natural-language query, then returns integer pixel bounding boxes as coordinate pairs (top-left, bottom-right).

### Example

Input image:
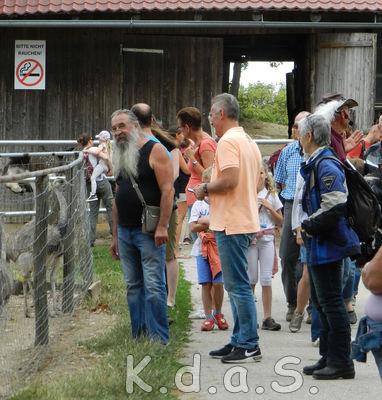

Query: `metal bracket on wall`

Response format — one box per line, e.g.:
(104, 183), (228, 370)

(121, 47), (164, 55)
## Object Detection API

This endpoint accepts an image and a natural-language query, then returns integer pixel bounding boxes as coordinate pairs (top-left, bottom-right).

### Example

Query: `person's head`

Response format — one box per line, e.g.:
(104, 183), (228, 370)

(168, 125), (184, 146)
(292, 111), (310, 140)
(348, 157), (365, 174)
(176, 107), (202, 139)
(77, 134), (92, 148)
(110, 109), (144, 178)
(367, 124), (382, 144)
(95, 130), (111, 142)
(298, 114), (331, 156)
(209, 93), (240, 136)
(131, 103), (153, 128)
(202, 167), (212, 184)
(258, 160), (276, 195)
(315, 97), (358, 131)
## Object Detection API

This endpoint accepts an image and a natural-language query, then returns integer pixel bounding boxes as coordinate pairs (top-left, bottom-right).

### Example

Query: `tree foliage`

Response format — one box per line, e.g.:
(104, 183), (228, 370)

(238, 82), (288, 125)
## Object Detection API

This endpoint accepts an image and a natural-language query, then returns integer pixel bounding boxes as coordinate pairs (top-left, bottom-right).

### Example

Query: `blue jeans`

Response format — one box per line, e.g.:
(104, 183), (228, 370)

(308, 260), (352, 367)
(214, 230), (258, 349)
(342, 257), (356, 303)
(372, 347), (382, 380)
(117, 225), (169, 344)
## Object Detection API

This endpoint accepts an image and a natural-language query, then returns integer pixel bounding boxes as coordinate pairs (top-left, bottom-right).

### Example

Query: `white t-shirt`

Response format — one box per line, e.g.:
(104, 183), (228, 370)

(189, 200), (210, 257)
(257, 188), (283, 241)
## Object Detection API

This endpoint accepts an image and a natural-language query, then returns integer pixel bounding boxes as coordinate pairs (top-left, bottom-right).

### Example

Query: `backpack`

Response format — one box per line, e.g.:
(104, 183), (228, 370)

(314, 155), (380, 243)
(268, 144), (287, 174)
(83, 152), (93, 181)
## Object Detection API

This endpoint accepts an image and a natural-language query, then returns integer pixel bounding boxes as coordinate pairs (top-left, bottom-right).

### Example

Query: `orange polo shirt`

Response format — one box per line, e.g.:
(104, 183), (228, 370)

(209, 127), (261, 235)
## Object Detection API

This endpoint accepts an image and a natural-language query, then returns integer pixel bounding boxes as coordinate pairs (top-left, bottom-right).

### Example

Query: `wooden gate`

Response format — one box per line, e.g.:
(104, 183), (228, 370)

(310, 32), (377, 131)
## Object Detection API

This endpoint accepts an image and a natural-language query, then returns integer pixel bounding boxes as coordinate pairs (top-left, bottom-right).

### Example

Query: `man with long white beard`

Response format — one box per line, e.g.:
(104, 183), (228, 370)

(109, 109), (174, 344)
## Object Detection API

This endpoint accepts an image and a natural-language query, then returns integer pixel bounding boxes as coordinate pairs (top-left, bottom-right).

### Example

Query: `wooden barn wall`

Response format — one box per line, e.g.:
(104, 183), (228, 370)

(0, 30), (223, 147)
(120, 35), (223, 130)
(310, 32), (377, 131)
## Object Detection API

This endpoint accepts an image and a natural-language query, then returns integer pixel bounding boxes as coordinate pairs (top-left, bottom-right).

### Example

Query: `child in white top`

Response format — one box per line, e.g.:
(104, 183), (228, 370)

(247, 161), (283, 331)
(84, 130), (112, 202)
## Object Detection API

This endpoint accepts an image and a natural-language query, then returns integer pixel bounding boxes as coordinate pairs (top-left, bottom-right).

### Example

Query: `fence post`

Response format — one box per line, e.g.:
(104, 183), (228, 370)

(34, 175), (49, 346)
(62, 165), (75, 313)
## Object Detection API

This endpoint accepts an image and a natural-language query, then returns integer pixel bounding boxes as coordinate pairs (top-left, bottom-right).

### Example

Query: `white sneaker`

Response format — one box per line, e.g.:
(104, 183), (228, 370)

(189, 308), (205, 319)
(86, 194), (98, 202)
(312, 338), (320, 347)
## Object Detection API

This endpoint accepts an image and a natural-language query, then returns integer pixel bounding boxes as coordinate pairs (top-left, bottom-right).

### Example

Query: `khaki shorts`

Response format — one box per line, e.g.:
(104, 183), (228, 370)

(165, 208), (178, 261)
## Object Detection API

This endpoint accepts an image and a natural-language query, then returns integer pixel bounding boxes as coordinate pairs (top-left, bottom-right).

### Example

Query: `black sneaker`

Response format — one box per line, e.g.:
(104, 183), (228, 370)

(221, 346), (262, 364)
(262, 317), (281, 331)
(209, 343), (234, 358)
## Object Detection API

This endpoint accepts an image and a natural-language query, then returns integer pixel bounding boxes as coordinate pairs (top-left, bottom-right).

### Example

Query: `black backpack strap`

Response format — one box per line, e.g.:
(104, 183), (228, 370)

(313, 155), (345, 191)
(360, 140), (365, 159)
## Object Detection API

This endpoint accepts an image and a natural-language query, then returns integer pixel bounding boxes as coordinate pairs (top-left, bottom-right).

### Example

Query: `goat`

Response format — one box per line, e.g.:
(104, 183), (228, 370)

(0, 178), (68, 317)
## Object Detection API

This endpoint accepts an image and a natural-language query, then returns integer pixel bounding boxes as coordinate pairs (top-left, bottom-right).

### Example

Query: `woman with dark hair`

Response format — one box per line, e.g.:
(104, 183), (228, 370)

(168, 126), (191, 257)
(176, 107), (217, 241)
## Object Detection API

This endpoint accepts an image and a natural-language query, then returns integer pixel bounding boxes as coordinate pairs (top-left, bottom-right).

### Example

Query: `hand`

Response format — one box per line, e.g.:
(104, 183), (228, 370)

(296, 233), (304, 247)
(344, 130), (363, 153)
(110, 237), (120, 260)
(272, 264), (278, 276)
(184, 147), (195, 162)
(193, 184), (205, 200)
(258, 198), (272, 210)
(154, 225), (169, 246)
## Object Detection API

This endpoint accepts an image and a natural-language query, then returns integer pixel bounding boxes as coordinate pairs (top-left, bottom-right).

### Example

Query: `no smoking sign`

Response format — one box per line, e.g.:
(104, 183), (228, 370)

(14, 40), (46, 90)
(16, 59), (44, 87)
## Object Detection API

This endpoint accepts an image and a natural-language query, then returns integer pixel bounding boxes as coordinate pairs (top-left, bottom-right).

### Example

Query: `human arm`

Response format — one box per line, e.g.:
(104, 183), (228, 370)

(110, 195), (120, 260)
(190, 217), (210, 233)
(301, 160), (347, 236)
(344, 130), (363, 153)
(170, 148), (179, 183)
(259, 198), (283, 227)
(184, 146), (215, 177)
(194, 167), (239, 200)
(179, 150), (190, 175)
(362, 246), (382, 295)
(150, 144), (175, 246)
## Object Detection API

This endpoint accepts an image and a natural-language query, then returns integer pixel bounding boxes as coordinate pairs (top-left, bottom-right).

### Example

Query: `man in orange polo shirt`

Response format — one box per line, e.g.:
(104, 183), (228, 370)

(194, 93), (262, 363)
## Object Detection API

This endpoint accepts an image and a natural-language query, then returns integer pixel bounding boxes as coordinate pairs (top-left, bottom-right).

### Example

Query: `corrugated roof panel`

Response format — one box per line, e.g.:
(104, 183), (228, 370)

(1, 1), (382, 16)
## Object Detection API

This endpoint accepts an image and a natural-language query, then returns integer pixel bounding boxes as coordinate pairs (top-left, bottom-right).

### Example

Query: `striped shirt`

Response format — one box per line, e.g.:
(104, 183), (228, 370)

(274, 140), (305, 200)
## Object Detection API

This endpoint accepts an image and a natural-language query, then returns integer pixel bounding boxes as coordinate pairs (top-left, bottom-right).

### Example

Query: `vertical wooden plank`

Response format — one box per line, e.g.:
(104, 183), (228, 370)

(34, 175), (49, 346)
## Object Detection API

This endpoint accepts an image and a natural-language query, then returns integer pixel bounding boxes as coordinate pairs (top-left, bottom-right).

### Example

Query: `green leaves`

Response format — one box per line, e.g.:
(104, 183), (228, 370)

(238, 83), (287, 125)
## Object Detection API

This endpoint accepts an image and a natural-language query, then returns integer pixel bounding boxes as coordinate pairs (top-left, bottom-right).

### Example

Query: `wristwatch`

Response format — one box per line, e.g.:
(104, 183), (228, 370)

(192, 160), (198, 167)
(203, 183), (208, 194)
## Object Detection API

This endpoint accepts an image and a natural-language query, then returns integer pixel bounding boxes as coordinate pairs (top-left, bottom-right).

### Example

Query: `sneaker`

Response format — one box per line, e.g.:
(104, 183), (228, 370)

(286, 305), (296, 322)
(182, 237), (192, 245)
(262, 317), (281, 331)
(289, 311), (304, 333)
(86, 194), (98, 202)
(312, 338), (320, 347)
(189, 308), (205, 319)
(306, 309), (312, 324)
(201, 318), (214, 331)
(348, 310), (357, 324)
(221, 346), (262, 364)
(213, 313), (229, 330)
(209, 343), (234, 358)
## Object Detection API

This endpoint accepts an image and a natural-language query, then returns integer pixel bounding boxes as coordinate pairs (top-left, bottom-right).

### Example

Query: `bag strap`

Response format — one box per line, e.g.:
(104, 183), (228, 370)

(360, 140), (366, 159)
(127, 171), (147, 207)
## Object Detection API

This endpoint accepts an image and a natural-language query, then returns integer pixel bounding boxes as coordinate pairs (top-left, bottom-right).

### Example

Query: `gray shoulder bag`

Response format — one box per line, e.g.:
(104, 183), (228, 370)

(128, 171), (160, 236)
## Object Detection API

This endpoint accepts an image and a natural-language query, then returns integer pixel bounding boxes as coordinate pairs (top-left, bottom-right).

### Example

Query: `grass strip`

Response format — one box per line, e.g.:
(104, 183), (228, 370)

(12, 245), (192, 399)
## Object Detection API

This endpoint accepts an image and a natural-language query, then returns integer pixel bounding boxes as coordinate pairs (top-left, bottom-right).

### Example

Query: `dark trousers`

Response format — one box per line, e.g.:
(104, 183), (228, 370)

(308, 260), (353, 367)
(279, 200), (300, 306)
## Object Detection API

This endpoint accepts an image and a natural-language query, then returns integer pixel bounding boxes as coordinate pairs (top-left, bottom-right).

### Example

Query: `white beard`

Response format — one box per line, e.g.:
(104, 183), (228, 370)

(112, 128), (140, 179)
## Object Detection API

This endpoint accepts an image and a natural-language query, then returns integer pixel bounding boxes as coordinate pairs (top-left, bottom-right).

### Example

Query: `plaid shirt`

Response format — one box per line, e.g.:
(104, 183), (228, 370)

(274, 140), (305, 200)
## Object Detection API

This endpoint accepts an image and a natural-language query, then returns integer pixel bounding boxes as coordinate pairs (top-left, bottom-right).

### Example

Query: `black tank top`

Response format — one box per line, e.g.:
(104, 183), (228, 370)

(115, 140), (161, 228)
